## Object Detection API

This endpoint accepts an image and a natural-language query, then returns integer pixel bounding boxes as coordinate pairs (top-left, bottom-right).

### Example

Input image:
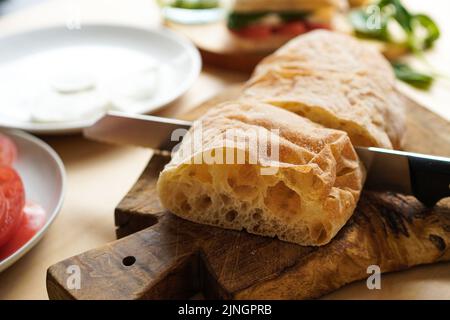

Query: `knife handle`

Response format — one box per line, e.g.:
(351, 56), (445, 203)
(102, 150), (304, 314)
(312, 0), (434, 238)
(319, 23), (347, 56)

(409, 157), (450, 207)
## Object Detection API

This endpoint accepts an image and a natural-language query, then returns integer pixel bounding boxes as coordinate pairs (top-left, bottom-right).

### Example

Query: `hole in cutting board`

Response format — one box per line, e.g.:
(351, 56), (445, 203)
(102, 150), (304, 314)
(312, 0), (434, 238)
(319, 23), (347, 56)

(122, 256), (136, 267)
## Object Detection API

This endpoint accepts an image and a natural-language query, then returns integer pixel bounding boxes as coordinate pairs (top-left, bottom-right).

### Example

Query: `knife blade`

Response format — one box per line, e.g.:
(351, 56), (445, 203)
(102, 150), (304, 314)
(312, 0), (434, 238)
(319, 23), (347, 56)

(84, 111), (450, 206)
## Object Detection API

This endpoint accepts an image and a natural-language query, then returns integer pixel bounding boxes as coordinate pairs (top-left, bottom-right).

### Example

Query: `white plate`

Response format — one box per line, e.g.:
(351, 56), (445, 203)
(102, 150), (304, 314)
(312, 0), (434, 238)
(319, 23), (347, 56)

(0, 129), (66, 272)
(0, 24), (201, 134)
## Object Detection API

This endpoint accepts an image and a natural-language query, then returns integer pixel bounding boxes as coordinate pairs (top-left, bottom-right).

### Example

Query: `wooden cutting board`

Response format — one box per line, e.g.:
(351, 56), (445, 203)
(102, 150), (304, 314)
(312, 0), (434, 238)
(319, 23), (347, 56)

(46, 86), (450, 299)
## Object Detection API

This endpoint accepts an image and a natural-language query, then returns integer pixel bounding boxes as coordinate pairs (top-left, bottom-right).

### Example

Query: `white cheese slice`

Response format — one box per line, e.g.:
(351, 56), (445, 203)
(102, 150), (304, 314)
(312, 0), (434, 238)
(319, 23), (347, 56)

(107, 66), (159, 111)
(50, 71), (96, 93)
(30, 89), (109, 123)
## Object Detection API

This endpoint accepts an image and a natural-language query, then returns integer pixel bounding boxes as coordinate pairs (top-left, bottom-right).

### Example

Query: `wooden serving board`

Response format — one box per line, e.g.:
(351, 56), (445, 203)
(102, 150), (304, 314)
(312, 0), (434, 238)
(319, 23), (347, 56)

(46, 87), (450, 299)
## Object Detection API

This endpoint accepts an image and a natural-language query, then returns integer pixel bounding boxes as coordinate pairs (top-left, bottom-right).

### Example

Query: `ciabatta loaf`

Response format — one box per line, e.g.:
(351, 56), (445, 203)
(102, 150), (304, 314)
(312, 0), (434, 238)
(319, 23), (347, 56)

(243, 30), (405, 149)
(157, 101), (365, 246)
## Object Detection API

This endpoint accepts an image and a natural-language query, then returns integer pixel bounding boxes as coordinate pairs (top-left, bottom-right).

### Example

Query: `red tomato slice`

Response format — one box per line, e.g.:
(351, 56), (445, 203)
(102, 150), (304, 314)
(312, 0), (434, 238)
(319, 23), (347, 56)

(0, 166), (25, 248)
(233, 24), (273, 39)
(276, 21), (307, 36)
(0, 134), (17, 166)
(304, 21), (331, 31)
(0, 202), (46, 261)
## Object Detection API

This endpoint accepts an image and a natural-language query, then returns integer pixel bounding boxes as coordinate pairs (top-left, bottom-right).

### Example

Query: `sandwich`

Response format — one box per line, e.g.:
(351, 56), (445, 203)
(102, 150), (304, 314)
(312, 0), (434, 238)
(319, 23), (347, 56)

(227, 0), (348, 51)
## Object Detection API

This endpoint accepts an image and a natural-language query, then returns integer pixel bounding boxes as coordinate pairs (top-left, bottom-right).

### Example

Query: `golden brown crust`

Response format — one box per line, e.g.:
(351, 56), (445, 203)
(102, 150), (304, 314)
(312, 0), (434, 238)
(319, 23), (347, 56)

(243, 30), (406, 149)
(235, 192), (450, 299)
(347, 0), (370, 8)
(157, 101), (365, 246)
(231, 0), (348, 12)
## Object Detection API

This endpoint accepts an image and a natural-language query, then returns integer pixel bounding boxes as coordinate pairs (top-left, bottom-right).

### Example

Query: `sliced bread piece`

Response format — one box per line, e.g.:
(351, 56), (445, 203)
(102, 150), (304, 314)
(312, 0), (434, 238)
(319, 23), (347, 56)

(157, 100), (365, 246)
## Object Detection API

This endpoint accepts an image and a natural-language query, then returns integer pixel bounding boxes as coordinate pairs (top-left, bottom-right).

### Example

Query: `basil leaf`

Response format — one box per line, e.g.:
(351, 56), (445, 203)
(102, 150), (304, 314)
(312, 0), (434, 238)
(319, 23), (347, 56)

(350, 0), (440, 51)
(389, 0), (413, 32)
(172, 0), (219, 9)
(227, 11), (268, 30)
(413, 14), (440, 49)
(392, 62), (434, 90)
(349, 0), (440, 90)
(227, 11), (309, 30)
(278, 12), (309, 22)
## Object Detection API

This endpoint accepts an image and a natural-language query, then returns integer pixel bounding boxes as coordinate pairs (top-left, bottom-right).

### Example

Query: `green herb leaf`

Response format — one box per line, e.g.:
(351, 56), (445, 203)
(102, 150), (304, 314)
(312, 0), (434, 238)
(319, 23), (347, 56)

(172, 0), (219, 10)
(349, 0), (440, 89)
(278, 12), (310, 23)
(413, 14), (440, 49)
(227, 12), (268, 30)
(227, 11), (309, 30)
(349, 0), (440, 51)
(392, 62), (434, 90)
(384, 0), (412, 32)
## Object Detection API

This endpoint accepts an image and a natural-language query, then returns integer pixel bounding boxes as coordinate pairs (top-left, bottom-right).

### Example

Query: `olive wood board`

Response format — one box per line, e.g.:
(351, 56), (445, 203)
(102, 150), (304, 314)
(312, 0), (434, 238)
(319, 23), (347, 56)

(46, 86), (450, 299)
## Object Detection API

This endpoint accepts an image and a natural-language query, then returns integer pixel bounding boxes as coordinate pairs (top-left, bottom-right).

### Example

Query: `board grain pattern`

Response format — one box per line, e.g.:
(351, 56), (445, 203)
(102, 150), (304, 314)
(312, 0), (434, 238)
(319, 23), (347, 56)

(46, 87), (450, 300)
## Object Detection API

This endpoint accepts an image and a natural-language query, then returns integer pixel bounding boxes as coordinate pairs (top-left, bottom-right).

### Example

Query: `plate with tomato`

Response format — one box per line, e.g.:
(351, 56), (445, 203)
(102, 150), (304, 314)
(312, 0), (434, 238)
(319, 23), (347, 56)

(0, 129), (65, 272)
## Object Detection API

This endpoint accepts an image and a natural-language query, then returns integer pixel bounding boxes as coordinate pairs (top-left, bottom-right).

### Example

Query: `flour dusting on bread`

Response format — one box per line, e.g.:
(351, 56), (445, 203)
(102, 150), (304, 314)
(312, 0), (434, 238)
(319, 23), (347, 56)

(244, 30), (406, 149)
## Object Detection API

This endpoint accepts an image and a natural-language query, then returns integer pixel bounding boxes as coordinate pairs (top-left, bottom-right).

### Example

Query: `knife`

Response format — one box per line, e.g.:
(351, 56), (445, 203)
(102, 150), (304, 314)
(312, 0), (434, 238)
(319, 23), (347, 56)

(84, 111), (450, 207)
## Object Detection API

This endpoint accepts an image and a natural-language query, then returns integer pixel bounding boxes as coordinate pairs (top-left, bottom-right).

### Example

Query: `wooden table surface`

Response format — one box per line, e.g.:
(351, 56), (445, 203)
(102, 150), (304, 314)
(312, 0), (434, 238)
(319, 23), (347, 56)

(0, 0), (449, 300)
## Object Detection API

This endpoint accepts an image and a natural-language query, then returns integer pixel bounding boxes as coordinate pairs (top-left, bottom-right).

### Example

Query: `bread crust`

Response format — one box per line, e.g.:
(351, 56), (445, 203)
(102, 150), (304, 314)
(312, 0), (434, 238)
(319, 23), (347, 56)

(157, 101), (365, 246)
(244, 30), (406, 149)
(231, 0), (348, 12)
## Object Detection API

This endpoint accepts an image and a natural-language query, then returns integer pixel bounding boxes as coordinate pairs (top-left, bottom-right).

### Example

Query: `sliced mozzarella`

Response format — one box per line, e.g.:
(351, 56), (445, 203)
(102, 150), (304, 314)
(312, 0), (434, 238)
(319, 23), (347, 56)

(109, 97), (155, 113)
(106, 66), (159, 111)
(50, 71), (96, 93)
(30, 90), (109, 123)
(258, 13), (284, 27)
